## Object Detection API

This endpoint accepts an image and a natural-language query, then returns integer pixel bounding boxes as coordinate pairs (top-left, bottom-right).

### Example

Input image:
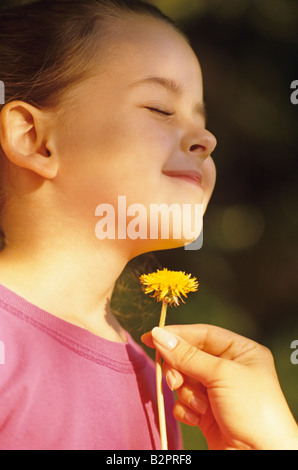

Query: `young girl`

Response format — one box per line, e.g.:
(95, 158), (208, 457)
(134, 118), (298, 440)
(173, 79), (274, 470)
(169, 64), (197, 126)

(0, 0), (216, 450)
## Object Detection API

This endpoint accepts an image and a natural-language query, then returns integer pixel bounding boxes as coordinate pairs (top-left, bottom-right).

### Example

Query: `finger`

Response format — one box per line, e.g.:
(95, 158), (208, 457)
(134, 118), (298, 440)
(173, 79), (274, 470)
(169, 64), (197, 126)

(176, 378), (208, 415)
(141, 331), (185, 390)
(163, 362), (184, 390)
(163, 324), (258, 361)
(141, 331), (155, 348)
(151, 327), (223, 387)
(173, 400), (201, 427)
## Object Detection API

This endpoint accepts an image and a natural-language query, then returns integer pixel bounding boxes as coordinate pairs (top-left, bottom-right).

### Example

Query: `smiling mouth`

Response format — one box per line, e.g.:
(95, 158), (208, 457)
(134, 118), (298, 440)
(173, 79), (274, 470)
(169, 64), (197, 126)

(162, 170), (203, 188)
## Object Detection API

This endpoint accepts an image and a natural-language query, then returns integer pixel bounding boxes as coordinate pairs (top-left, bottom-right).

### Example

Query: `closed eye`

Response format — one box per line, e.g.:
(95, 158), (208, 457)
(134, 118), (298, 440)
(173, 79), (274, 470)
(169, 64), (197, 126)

(145, 106), (174, 116)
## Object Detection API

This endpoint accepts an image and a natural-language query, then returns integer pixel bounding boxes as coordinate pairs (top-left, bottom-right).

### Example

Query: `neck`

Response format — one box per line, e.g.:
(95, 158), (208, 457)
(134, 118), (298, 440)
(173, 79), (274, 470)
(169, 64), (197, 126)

(0, 237), (130, 343)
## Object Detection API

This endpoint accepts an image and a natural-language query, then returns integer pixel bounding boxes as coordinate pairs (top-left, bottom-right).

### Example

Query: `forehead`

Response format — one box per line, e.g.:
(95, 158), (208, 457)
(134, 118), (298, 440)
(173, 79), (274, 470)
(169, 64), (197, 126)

(100, 15), (203, 93)
(60, 15), (204, 116)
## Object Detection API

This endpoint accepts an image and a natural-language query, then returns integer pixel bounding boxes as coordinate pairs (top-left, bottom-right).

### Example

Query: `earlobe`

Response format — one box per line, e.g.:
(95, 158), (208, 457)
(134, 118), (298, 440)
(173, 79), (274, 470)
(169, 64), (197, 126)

(0, 100), (58, 179)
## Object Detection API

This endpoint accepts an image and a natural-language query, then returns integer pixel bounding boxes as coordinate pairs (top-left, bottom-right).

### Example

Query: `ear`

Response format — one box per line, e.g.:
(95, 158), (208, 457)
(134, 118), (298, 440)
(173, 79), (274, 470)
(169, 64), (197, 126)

(0, 101), (58, 179)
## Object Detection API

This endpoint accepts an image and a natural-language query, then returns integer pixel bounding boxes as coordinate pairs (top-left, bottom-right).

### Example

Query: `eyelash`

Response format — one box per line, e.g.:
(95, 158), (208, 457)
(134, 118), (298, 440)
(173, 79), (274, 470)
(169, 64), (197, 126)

(146, 106), (174, 117)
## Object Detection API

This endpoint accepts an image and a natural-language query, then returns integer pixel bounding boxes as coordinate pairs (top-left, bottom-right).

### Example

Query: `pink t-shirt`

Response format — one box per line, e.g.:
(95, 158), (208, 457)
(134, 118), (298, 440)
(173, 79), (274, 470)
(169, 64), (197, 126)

(0, 283), (182, 450)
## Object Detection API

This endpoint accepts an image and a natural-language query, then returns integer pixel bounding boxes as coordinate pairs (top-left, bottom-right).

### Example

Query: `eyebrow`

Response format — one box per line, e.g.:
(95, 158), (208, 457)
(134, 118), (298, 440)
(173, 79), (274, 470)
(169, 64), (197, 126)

(130, 76), (183, 93)
(129, 76), (207, 120)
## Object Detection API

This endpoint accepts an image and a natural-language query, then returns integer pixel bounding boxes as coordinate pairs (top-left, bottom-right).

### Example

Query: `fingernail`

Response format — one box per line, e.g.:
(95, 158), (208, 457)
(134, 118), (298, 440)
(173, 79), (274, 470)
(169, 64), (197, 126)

(190, 396), (208, 415)
(152, 327), (178, 351)
(166, 370), (177, 390)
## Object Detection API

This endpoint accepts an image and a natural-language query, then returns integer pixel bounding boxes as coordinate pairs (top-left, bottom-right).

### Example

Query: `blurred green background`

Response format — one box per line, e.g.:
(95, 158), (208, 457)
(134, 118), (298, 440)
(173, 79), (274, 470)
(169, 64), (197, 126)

(1, 0), (297, 450)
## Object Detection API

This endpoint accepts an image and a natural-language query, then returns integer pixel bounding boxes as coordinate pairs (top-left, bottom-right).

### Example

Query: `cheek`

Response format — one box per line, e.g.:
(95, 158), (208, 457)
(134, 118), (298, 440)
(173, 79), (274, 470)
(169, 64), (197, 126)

(202, 156), (216, 211)
(54, 100), (177, 211)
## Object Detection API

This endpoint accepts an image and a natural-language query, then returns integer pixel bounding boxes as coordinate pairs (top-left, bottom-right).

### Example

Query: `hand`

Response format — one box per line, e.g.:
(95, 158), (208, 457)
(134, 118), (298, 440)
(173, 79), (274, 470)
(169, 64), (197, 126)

(142, 324), (298, 450)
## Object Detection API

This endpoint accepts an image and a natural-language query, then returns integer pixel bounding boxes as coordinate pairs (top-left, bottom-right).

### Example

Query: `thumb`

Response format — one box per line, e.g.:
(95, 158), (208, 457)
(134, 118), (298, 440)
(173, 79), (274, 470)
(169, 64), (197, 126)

(151, 327), (221, 387)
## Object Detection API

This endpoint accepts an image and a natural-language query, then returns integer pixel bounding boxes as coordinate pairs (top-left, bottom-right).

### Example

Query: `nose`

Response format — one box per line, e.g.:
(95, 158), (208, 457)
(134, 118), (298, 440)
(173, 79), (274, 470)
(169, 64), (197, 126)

(182, 127), (217, 159)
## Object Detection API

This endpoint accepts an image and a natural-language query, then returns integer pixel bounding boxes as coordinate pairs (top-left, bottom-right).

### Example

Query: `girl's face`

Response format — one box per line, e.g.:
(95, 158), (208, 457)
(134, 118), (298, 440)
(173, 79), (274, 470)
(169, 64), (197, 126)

(51, 15), (217, 256)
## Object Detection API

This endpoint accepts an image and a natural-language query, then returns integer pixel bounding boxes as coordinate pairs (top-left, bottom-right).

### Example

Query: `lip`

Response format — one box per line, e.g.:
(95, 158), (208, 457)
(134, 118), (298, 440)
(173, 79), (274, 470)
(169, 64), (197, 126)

(162, 170), (203, 189)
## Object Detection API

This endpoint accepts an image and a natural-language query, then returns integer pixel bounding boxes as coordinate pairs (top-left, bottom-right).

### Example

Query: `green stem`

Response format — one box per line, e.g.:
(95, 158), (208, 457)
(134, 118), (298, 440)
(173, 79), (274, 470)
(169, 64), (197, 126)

(159, 300), (168, 328)
(156, 300), (168, 450)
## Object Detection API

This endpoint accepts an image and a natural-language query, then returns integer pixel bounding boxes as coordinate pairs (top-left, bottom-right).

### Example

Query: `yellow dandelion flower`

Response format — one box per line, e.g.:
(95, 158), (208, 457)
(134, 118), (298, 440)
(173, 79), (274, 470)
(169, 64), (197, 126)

(139, 268), (199, 450)
(139, 268), (199, 307)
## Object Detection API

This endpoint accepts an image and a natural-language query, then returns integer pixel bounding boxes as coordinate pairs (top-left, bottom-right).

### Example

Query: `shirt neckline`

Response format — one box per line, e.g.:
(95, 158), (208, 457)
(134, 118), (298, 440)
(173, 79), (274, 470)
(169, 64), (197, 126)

(0, 282), (146, 373)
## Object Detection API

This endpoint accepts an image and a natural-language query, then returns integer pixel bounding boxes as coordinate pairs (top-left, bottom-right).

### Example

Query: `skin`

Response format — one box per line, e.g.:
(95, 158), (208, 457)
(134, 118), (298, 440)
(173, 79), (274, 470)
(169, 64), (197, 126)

(0, 15), (216, 341)
(142, 324), (298, 450)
